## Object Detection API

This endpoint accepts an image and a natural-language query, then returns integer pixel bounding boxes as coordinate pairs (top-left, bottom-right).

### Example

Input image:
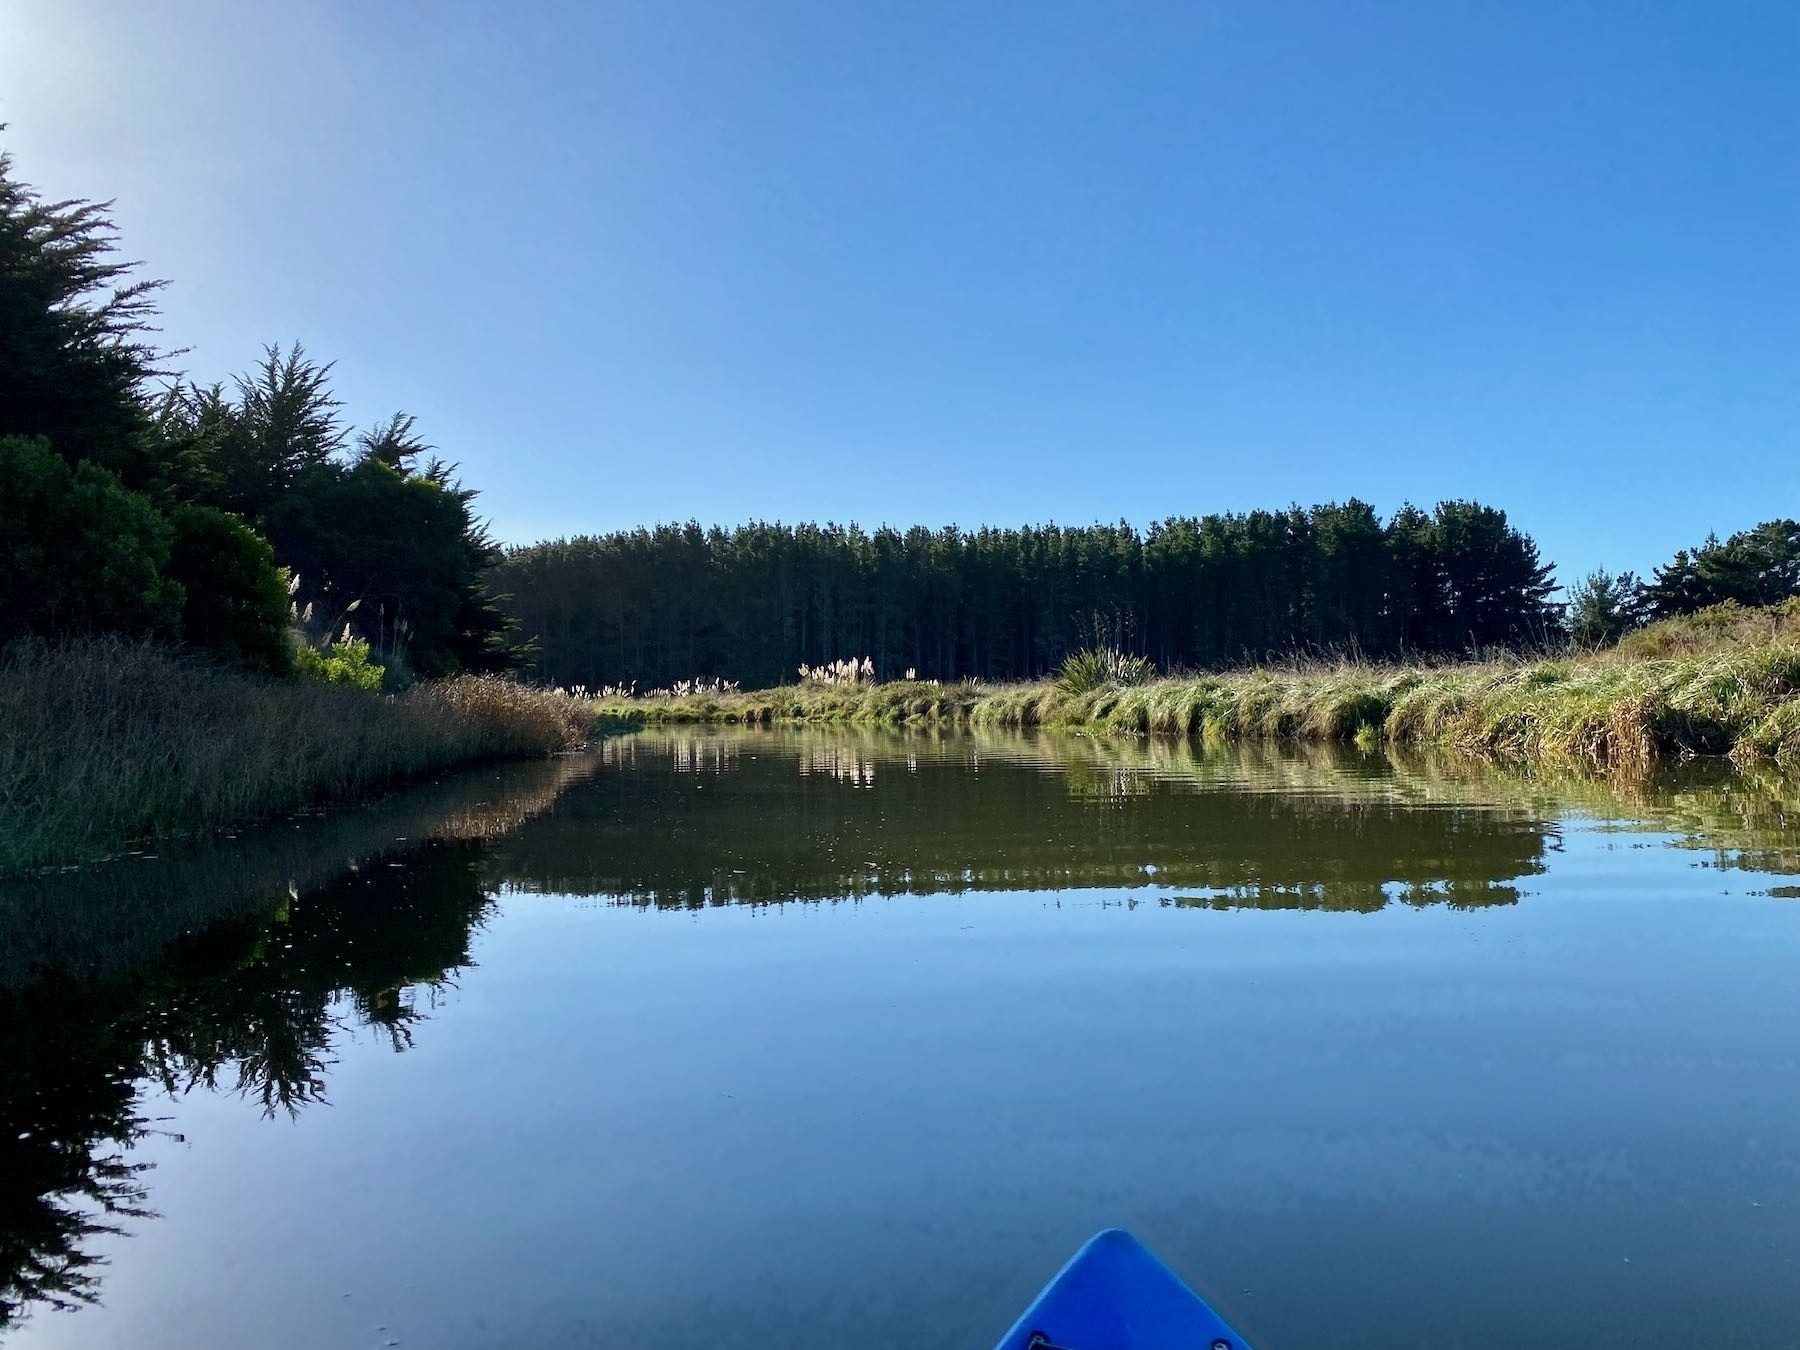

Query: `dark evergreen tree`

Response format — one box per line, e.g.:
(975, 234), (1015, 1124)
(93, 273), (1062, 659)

(494, 501), (1564, 689)
(1428, 500), (1559, 649)
(1644, 520), (1800, 618)
(269, 457), (518, 677)
(0, 149), (165, 490)
(156, 352), (520, 677)
(158, 346), (346, 522)
(1567, 570), (1646, 647)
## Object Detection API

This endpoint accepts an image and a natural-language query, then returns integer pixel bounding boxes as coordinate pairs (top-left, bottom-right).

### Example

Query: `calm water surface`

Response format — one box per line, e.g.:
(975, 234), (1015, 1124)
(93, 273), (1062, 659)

(3, 729), (1799, 1349)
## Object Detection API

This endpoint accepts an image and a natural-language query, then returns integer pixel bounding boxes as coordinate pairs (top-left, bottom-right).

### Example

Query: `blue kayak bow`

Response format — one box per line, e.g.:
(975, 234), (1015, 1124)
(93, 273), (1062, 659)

(993, 1229), (1253, 1350)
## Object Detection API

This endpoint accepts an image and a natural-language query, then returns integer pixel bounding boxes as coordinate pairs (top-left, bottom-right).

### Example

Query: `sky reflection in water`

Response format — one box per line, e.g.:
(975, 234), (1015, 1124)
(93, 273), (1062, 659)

(3, 730), (1798, 1349)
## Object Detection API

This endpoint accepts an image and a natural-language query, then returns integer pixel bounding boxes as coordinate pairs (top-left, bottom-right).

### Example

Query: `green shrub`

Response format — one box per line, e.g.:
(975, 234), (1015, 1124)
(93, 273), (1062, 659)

(295, 637), (386, 690)
(1056, 647), (1158, 695)
(165, 503), (293, 674)
(0, 435), (182, 639)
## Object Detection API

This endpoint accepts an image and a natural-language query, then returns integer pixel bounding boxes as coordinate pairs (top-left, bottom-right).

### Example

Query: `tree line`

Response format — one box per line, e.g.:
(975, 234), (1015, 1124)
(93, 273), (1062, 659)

(500, 510), (1800, 691)
(7, 137), (1795, 694)
(0, 143), (514, 682)
(1568, 519), (1800, 645)
(495, 502), (1562, 689)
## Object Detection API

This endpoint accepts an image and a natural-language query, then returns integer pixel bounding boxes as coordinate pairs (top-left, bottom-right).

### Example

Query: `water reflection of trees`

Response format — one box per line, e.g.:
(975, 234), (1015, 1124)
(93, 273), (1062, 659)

(9, 728), (1800, 1329)
(505, 729), (1800, 911)
(0, 840), (494, 1328)
(0, 975), (156, 1322)
(0, 753), (598, 1332)
(495, 730), (1556, 911)
(986, 728), (1800, 877)
(1381, 747), (1800, 876)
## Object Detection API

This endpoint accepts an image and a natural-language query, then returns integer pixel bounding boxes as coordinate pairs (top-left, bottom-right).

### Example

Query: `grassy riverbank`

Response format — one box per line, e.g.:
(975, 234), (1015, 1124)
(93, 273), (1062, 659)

(594, 603), (1800, 770)
(0, 638), (596, 875)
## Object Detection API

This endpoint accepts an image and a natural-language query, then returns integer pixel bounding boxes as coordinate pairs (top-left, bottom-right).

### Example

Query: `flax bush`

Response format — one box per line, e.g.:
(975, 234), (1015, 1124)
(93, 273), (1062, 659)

(1055, 647), (1158, 695)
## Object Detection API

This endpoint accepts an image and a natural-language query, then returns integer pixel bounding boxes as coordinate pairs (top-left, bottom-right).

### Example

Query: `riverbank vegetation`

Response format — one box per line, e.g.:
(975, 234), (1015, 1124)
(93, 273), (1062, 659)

(10, 128), (1800, 876)
(1566, 520), (1800, 646)
(0, 142), (583, 871)
(0, 639), (591, 876)
(591, 600), (1800, 770)
(498, 501), (1799, 703)
(0, 146), (516, 684)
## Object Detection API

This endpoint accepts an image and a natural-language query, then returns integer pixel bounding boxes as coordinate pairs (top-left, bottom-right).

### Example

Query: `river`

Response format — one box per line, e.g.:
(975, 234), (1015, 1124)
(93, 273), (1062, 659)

(3, 728), (1798, 1348)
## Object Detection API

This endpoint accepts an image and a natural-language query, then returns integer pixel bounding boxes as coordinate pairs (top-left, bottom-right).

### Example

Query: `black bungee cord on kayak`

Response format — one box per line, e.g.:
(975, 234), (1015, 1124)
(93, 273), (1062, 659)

(1027, 1336), (1234, 1350)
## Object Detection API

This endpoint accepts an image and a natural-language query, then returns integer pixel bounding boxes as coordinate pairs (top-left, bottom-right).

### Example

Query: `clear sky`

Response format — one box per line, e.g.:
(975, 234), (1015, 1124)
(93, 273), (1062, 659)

(3, 1), (1795, 586)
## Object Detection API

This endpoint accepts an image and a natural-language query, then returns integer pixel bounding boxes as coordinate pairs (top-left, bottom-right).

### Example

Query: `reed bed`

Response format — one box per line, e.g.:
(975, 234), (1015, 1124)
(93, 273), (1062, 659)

(592, 608), (1800, 771)
(0, 638), (596, 875)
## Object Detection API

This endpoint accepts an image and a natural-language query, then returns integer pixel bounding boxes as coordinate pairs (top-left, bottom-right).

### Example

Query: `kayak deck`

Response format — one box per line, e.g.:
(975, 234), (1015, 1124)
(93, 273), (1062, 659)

(993, 1228), (1252, 1350)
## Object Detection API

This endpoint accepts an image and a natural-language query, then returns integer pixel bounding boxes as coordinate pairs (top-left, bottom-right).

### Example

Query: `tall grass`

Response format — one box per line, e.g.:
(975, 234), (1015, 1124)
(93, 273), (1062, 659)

(979, 648), (1800, 766)
(595, 673), (987, 729)
(590, 604), (1800, 770)
(0, 638), (596, 875)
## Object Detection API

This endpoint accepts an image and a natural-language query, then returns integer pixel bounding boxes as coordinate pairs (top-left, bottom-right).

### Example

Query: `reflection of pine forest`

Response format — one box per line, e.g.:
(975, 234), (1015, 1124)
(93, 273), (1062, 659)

(498, 734), (1554, 910)
(12, 729), (1800, 1329)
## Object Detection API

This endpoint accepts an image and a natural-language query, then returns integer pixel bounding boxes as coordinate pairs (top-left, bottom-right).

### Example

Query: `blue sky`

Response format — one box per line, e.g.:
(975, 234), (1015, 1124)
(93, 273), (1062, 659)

(3, 1), (1795, 586)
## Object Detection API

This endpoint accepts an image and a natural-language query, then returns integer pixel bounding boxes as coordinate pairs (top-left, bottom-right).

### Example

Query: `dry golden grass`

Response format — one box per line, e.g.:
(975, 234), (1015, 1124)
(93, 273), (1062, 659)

(1614, 597), (1800, 659)
(0, 637), (595, 874)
